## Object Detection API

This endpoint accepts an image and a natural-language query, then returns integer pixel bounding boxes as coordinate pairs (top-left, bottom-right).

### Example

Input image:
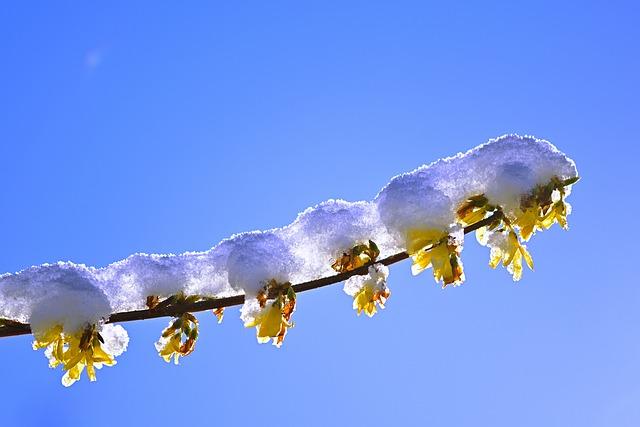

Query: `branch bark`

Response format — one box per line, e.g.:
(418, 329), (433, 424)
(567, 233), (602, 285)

(0, 213), (500, 339)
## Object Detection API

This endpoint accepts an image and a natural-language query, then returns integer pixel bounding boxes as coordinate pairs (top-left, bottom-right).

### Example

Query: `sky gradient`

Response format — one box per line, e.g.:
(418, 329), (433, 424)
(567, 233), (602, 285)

(1, 2), (639, 426)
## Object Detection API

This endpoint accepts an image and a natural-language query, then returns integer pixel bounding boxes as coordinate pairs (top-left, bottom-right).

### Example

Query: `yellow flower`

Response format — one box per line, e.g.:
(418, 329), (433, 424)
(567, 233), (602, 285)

(331, 240), (380, 273)
(353, 284), (390, 317)
(253, 302), (288, 342)
(406, 228), (465, 286)
(155, 313), (199, 364)
(540, 199), (570, 230)
(456, 194), (495, 226)
(345, 263), (390, 317)
(244, 281), (296, 348)
(488, 230), (534, 281)
(33, 325), (65, 367)
(471, 176), (577, 281)
(33, 324), (118, 387)
(514, 201), (569, 241)
(514, 207), (539, 241)
(514, 176), (577, 241)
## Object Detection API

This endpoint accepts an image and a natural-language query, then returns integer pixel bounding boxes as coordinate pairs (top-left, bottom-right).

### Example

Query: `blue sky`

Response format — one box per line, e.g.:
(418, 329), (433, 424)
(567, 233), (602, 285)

(1, 2), (639, 426)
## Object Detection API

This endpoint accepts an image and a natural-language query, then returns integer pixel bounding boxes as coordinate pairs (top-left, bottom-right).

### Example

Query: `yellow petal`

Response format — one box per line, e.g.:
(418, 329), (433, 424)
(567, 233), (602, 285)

(411, 250), (432, 276)
(257, 304), (283, 340)
(521, 245), (534, 271)
(511, 251), (523, 281)
(489, 247), (503, 269)
(406, 229), (446, 255)
(86, 358), (97, 382)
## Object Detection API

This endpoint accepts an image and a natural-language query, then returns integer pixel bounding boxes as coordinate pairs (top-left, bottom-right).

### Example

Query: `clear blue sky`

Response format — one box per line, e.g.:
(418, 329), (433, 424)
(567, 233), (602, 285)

(1, 2), (639, 426)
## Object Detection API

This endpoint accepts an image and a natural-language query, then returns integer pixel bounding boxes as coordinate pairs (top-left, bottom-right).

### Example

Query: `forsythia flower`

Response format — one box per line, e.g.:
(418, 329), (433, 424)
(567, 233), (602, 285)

(33, 323), (126, 387)
(406, 228), (465, 286)
(456, 194), (496, 226)
(155, 312), (199, 364)
(469, 176), (578, 281)
(243, 280), (296, 348)
(344, 263), (390, 317)
(514, 176), (577, 241)
(331, 240), (380, 273)
(487, 229), (534, 281)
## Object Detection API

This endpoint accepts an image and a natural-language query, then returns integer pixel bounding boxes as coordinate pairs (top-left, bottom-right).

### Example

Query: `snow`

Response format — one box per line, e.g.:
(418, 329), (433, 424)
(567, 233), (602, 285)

(226, 231), (299, 297)
(0, 262), (111, 335)
(100, 324), (129, 356)
(0, 134), (577, 332)
(279, 199), (396, 282)
(96, 253), (189, 312)
(343, 263), (389, 297)
(375, 134), (577, 248)
(375, 174), (454, 246)
(239, 297), (262, 326)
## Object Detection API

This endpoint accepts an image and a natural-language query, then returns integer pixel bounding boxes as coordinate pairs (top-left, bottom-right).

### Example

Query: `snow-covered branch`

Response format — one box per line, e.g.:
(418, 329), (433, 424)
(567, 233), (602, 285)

(0, 213), (501, 339)
(0, 134), (579, 386)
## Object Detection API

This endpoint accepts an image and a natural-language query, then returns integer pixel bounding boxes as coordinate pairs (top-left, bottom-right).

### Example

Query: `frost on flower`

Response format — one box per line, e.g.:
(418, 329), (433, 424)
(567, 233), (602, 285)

(226, 232), (299, 347)
(512, 176), (577, 241)
(465, 174), (578, 281)
(344, 263), (390, 317)
(32, 323), (129, 387)
(376, 134), (577, 283)
(1, 263), (128, 386)
(374, 159), (466, 286)
(485, 229), (534, 281)
(241, 280), (296, 347)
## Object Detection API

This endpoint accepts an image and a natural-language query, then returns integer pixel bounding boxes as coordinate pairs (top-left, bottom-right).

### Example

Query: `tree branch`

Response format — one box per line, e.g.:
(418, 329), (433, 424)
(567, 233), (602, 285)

(0, 213), (500, 339)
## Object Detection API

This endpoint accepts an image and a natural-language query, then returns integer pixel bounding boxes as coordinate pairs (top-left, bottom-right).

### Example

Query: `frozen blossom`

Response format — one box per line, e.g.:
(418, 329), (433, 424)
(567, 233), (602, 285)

(344, 263), (389, 297)
(34, 322), (129, 387)
(344, 263), (390, 317)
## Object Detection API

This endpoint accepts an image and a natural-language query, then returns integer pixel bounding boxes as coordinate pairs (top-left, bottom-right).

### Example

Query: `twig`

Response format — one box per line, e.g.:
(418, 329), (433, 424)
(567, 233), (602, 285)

(0, 213), (500, 339)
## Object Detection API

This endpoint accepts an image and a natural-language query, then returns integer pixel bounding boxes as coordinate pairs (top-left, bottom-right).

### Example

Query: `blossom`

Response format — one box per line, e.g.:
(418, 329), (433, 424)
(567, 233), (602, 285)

(406, 228), (465, 286)
(487, 230), (534, 281)
(331, 240), (380, 272)
(243, 280), (296, 348)
(32, 323), (125, 387)
(155, 312), (199, 364)
(456, 194), (496, 226)
(344, 263), (390, 317)
(513, 176), (578, 241)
